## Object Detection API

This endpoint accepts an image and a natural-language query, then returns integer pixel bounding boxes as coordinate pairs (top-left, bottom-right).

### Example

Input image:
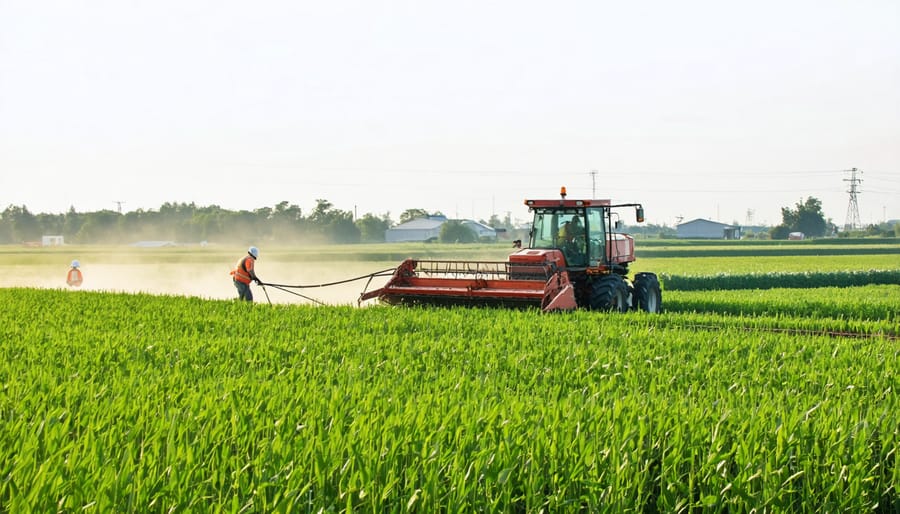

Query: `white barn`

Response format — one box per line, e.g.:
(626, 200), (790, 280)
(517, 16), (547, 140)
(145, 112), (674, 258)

(384, 217), (498, 242)
(461, 220), (498, 241)
(385, 217), (446, 242)
(676, 219), (741, 239)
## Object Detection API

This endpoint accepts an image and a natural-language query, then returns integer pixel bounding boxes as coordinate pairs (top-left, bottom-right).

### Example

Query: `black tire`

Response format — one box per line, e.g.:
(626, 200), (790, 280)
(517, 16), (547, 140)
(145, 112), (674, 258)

(589, 275), (629, 312)
(632, 272), (662, 313)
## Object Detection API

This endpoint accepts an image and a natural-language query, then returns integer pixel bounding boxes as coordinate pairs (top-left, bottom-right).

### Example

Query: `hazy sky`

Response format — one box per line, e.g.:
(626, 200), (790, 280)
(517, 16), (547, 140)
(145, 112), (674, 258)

(2, 0), (898, 228)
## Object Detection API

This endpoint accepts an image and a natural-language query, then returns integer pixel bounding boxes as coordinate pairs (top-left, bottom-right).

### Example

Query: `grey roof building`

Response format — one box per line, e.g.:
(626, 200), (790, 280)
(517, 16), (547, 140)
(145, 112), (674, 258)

(676, 218), (742, 239)
(385, 216), (498, 242)
(385, 217), (446, 242)
(461, 220), (497, 240)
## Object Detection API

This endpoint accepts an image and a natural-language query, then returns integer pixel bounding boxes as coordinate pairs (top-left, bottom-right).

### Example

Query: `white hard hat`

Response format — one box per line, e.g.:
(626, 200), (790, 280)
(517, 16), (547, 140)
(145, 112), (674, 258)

(71, 260), (80, 268)
(248, 246), (259, 259)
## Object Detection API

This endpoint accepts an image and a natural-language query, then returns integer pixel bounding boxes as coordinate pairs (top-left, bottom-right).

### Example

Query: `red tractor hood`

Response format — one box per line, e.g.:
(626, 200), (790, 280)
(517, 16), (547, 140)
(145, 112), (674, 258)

(509, 248), (567, 269)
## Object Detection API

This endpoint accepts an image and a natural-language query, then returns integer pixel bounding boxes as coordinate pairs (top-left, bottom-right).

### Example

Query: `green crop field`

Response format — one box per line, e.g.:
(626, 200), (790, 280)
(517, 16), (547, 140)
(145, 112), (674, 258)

(1, 240), (898, 512)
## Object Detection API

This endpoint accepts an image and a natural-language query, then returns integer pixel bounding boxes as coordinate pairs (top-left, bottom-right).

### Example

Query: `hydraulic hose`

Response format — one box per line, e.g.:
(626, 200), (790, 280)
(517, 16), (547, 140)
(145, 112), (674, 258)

(264, 284), (326, 305)
(260, 268), (397, 289)
(255, 268), (398, 306)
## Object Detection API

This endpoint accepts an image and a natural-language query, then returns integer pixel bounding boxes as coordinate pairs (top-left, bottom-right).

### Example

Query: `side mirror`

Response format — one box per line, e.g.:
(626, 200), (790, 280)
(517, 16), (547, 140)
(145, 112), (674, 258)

(615, 220), (623, 230)
(636, 206), (645, 223)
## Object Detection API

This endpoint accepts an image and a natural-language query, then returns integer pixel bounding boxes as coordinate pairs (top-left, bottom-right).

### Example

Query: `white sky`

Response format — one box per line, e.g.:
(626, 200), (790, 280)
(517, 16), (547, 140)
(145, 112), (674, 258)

(1, 0), (898, 228)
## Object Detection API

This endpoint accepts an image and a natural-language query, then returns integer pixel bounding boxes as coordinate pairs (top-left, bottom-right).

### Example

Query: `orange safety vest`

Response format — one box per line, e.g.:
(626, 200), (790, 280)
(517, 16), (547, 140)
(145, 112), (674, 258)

(231, 255), (255, 284)
(67, 268), (83, 287)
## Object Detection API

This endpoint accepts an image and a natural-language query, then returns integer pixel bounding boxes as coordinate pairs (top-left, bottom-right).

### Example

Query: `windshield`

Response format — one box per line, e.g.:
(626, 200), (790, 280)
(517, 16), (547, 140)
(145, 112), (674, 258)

(529, 208), (588, 266)
(586, 207), (606, 265)
(529, 207), (609, 267)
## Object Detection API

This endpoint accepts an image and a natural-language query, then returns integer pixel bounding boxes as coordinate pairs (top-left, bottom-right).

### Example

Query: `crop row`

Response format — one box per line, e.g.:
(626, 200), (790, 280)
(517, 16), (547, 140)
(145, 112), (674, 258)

(659, 269), (900, 291)
(637, 238), (900, 247)
(664, 285), (899, 323)
(634, 254), (900, 277)
(637, 246), (900, 258)
(1, 288), (897, 512)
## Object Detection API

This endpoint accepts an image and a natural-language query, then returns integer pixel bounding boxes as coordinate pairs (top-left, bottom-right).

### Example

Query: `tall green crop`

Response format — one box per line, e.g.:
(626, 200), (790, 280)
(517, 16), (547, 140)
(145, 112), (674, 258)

(0, 288), (897, 512)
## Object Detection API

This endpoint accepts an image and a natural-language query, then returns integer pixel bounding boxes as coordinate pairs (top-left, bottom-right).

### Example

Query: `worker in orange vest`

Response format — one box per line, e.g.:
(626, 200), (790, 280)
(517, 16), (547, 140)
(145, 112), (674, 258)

(230, 246), (262, 301)
(66, 260), (83, 287)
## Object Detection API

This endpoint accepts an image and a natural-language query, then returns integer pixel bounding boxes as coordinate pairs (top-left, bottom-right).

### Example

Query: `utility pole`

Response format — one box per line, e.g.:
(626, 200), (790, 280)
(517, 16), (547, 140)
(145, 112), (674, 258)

(843, 168), (862, 231)
(113, 201), (125, 214)
(590, 170), (598, 199)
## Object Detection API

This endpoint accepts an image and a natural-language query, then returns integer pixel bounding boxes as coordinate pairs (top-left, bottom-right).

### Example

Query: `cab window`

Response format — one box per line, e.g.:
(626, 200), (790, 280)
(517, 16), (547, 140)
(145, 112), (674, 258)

(587, 207), (606, 265)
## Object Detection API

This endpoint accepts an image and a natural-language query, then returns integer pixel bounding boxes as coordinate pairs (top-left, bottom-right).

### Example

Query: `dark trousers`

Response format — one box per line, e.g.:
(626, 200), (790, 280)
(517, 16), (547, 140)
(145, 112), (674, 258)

(234, 280), (253, 301)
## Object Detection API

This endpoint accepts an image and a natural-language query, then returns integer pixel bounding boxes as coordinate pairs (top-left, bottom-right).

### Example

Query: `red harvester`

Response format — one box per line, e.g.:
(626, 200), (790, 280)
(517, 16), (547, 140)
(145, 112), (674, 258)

(360, 187), (661, 312)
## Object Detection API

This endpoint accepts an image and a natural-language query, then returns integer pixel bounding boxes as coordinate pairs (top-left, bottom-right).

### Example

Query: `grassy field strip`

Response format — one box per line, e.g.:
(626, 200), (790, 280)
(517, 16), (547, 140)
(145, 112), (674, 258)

(659, 270), (900, 291)
(1, 289), (897, 512)
(637, 247), (900, 258)
(637, 239), (900, 247)
(632, 254), (900, 276)
(665, 285), (899, 321)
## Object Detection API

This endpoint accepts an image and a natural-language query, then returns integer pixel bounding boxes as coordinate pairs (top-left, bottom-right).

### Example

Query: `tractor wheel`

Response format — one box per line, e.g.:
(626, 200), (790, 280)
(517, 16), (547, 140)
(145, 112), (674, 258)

(589, 275), (629, 312)
(632, 272), (662, 313)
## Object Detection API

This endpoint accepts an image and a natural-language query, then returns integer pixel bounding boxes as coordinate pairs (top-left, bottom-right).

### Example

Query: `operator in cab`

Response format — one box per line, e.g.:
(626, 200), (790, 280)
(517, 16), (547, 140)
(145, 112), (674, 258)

(558, 216), (584, 244)
(558, 216), (587, 265)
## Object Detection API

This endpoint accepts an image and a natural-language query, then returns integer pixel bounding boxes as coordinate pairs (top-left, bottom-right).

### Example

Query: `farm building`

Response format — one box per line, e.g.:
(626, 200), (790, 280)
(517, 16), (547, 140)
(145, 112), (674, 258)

(385, 217), (446, 242)
(130, 241), (178, 248)
(676, 219), (742, 239)
(384, 216), (498, 242)
(41, 235), (64, 246)
(461, 220), (498, 241)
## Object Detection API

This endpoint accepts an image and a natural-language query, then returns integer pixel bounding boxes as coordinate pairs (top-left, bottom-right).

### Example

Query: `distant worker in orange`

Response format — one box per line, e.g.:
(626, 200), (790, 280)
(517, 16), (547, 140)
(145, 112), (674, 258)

(231, 246), (262, 301)
(66, 260), (83, 287)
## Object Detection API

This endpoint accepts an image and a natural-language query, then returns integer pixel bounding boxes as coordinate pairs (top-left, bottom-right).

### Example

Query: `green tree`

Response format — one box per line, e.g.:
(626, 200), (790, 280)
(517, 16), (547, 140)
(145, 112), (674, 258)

(76, 210), (122, 243)
(191, 205), (229, 242)
(221, 210), (260, 245)
(2, 205), (41, 242)
(308, 199), (360, 243)
(63, 206), (86, 242)
(439, 220), (477, 243)
(356, 213), (392, 243)
(769, 224), (791, 240)
(326, 214), (361, 243)
(0, 210), (11, 243)
(774, 197), (827, 238)
(399, 209), (431, 224)
(270, 201), (305, 242)
(36, 212), (65, 235)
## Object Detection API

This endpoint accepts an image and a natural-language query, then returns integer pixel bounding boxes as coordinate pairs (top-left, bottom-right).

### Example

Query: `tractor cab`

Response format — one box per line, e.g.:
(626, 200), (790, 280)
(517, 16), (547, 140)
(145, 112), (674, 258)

(517, 187), (642, 273)
(528, 206), (605, 268)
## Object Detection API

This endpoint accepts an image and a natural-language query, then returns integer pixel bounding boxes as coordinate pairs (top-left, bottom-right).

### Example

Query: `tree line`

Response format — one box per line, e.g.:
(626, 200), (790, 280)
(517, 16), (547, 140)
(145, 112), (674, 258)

(5, 196), (890, 245)
(0, 201), (523, 245)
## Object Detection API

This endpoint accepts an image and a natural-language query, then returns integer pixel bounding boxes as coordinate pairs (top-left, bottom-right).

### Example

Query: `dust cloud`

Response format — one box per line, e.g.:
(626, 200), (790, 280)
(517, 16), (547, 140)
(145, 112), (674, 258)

(2, 250), (394, 306)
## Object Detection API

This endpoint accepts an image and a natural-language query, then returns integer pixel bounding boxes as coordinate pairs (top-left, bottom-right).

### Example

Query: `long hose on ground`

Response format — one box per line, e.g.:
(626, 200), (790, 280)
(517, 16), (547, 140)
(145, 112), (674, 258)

(258, 268), (397, 305)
